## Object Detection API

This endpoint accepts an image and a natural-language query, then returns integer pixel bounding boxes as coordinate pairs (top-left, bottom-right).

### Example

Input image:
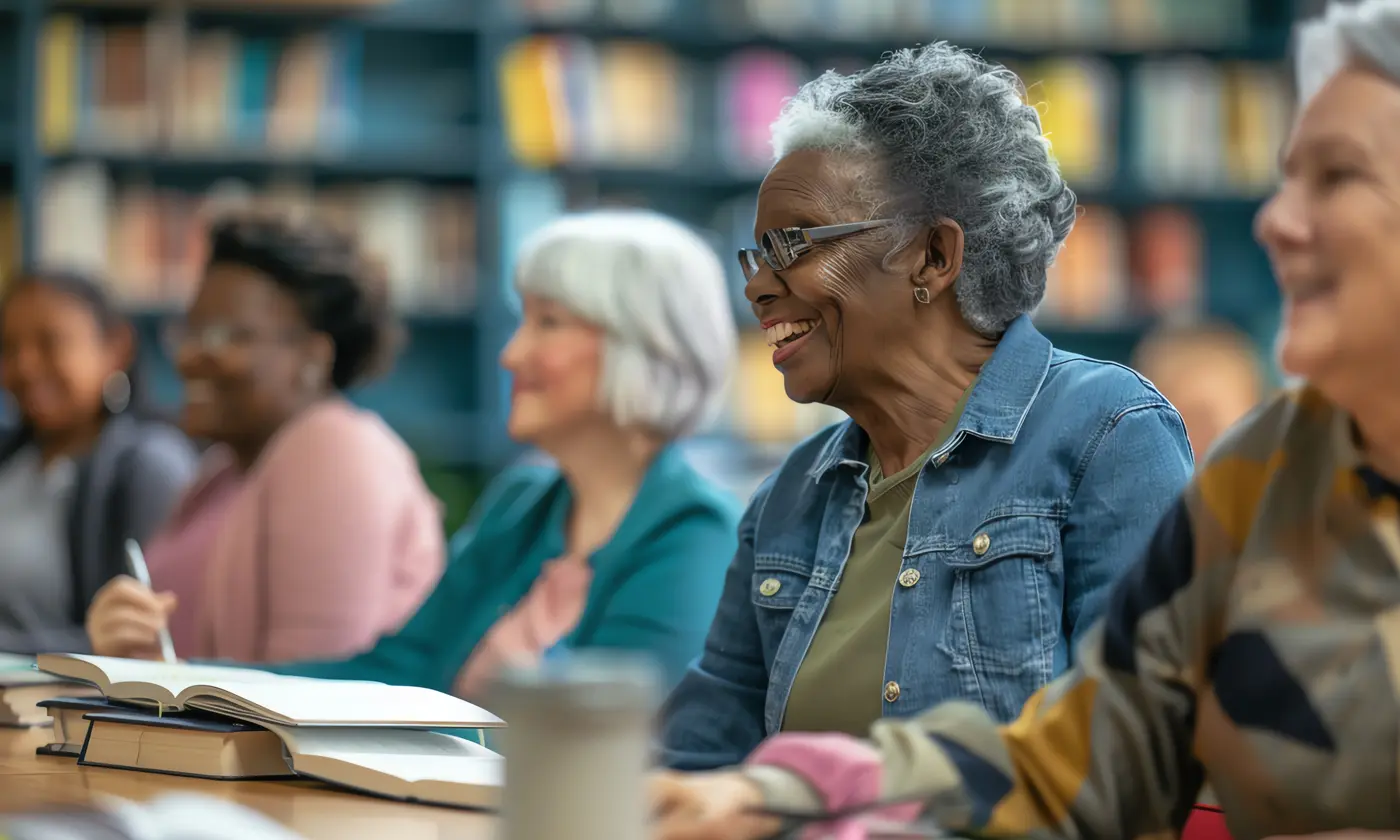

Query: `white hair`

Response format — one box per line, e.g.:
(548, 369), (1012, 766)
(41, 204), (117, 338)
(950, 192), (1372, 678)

(1297, 0), (1400, 103)
(768, 43), (1076, 337)
(513, 210), (736, 439)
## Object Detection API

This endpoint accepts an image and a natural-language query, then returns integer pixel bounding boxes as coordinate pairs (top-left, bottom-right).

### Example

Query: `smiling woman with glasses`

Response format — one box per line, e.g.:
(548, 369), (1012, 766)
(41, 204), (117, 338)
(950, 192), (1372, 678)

(659, 41), (1195, 774)
(82, 213), (445, 664)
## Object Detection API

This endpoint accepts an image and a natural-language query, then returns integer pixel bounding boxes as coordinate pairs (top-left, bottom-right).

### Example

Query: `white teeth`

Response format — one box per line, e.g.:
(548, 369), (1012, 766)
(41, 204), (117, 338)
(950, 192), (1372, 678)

(764, 319), (818, 347)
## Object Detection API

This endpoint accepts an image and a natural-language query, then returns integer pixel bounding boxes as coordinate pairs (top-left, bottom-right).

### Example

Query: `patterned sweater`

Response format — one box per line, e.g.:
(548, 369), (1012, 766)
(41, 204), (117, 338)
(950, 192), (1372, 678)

(744, 386), (1400, 840)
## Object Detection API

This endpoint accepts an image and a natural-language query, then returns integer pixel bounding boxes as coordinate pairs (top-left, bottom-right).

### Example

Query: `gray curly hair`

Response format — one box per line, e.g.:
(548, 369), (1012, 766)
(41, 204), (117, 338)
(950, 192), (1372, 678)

(770, 43), (1078, 336)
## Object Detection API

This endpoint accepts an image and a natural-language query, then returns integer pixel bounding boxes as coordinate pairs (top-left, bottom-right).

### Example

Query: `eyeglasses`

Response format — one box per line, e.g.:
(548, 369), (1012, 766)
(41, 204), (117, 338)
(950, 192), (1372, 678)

(163, 322), (307, 357)
(738, 219), (894, 281)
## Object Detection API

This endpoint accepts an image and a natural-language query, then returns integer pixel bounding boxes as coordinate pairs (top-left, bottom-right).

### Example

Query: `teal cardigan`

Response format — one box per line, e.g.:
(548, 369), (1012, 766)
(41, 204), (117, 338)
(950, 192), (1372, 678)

(261, 447), (741, 697)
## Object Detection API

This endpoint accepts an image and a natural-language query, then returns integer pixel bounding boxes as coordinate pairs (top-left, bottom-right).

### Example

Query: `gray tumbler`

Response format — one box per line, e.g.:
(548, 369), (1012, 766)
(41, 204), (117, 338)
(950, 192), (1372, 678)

(490, 652), (662, 840)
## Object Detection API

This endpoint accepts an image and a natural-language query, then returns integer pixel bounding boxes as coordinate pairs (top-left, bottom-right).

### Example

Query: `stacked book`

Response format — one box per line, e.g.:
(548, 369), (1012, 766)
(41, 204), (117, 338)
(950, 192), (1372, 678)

(2, 653), (505, 810)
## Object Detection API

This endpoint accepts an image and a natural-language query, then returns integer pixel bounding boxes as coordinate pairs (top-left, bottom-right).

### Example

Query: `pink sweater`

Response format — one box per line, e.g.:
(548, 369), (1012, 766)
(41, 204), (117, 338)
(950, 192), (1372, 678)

(143, 400), (445, 662)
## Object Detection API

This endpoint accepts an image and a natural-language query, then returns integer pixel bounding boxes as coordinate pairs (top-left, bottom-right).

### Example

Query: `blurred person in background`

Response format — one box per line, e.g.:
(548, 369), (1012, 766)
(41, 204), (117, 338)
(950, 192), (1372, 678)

(660, 41), (1193, 772)
(89, 209), (741, 704)
(85, 214), (444, 662)
(650, 2), (1400, 839)
(1132, 318), (1269, 460)
(0, 270), (196, 654)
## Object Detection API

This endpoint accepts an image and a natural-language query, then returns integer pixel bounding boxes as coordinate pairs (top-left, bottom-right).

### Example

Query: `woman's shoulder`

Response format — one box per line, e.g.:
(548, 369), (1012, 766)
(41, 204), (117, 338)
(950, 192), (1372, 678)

(1042, 350), (1176, 415)
(1196, 385), (1332, 475)
(642, 448), (744, 527)
(265, 400), (412, 468)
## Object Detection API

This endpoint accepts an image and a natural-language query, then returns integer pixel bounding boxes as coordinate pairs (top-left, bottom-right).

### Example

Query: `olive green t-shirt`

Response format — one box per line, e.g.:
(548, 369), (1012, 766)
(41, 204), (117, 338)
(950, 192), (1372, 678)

(780, 389), (971, 735)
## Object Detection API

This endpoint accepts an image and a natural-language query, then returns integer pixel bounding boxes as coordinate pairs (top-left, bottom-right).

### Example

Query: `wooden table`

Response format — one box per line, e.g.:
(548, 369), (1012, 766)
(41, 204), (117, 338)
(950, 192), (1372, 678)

(0, 727), (497, 839)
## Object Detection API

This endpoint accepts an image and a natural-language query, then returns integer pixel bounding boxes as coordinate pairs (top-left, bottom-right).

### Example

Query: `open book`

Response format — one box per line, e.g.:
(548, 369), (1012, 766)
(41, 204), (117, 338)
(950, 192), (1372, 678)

(36, 654), (505, 729)
(267, 723), (503, 810)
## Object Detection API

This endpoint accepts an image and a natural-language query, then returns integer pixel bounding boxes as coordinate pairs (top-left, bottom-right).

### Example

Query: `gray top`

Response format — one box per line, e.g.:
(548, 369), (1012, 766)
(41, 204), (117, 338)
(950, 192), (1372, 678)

(0, 445), (78, 639)
(0, 414), (198, 654)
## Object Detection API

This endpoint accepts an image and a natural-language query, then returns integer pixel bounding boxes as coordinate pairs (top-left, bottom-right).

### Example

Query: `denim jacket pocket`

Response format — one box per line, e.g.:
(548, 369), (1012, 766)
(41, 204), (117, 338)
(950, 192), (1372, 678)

(750, 555), (812, 653)
(934, 513), (1060, 715)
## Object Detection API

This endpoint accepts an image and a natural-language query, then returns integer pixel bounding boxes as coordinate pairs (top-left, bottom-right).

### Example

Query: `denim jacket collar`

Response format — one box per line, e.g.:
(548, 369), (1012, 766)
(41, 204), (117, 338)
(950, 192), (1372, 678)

(807, 314), (1053, 478)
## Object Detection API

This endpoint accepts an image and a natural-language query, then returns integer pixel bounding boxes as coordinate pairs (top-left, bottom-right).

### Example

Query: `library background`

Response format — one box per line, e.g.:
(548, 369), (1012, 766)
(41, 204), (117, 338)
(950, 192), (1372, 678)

(0, 0), (1313, 529)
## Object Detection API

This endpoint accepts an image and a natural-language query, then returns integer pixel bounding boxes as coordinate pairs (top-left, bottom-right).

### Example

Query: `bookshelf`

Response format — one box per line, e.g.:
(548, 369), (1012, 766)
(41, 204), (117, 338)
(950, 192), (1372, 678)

(0, 0), (1298, 505)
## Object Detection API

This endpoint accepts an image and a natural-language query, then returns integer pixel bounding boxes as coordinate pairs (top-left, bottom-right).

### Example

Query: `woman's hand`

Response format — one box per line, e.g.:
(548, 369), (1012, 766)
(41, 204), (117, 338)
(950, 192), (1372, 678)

(651, 770), (783, 840)
(85, 576), (177, 660)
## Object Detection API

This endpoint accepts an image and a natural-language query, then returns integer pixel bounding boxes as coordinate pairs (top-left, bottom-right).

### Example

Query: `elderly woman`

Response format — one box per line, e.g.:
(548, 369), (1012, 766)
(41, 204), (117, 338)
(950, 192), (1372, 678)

(88, 209), (742, 700)
(651, 3), (1400, 839)
(660, 43), (1194, 771)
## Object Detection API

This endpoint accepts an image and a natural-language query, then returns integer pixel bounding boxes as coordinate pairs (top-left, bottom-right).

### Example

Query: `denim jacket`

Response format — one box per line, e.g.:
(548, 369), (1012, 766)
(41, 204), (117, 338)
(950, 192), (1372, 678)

(660, 316), (1194, 770)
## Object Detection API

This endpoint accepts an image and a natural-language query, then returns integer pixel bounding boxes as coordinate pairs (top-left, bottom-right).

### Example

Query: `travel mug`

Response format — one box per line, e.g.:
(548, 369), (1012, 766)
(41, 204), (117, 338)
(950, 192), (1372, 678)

(490, 651), (662, 840)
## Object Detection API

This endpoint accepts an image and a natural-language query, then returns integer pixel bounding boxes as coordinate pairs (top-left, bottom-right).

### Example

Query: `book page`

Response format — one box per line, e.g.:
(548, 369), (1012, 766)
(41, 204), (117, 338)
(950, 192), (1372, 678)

(37, 654), (278, 704)
(334, 752), (503, 786)
(187, 681), (505, 728)
(268, 724), (499, 761)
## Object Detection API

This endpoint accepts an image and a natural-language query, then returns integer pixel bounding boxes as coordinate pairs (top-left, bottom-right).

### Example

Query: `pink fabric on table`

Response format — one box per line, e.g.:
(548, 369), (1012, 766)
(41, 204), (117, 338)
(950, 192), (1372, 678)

(142, 459), (245, 657)
(452, 554), (593, 699)
(748, 733), (924, 840)
(144, 399), (445, 662)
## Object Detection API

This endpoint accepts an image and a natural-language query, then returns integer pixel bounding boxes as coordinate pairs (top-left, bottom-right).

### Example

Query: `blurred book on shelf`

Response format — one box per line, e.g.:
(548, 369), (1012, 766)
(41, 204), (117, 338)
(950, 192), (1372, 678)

(1037, 203), (1204, 328)
(1024, 57), (1119, 190)
(38, 13), (466, 164)
(1131, 58), (1290, 195)
(38, 164), (476, 313)
(719, 50), (805, 175)
(1131, 206), (1204, 316)
(40, 14), (359, 155)
(500, 35), (691, 169)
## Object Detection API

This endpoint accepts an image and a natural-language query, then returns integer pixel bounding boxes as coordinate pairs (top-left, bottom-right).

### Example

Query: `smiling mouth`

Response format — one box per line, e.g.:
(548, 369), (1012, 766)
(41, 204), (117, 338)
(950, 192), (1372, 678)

(764, 318), (821, 348)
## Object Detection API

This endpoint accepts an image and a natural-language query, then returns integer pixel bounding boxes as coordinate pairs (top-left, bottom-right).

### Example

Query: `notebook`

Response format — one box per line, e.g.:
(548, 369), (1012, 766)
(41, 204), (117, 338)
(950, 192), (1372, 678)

(266, 723), (503, 810)
(79, 708), (295, 780)
(35, 696), (120, 756)
(35, 654), (506, 729)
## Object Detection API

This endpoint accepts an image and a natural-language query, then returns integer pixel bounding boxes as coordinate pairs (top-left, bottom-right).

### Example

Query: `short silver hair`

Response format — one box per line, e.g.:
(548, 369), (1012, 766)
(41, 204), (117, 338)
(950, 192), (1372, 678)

(1296, 0), (1400, 104)
(770, 43), (1077, 336)
(513, 210), (736, 438)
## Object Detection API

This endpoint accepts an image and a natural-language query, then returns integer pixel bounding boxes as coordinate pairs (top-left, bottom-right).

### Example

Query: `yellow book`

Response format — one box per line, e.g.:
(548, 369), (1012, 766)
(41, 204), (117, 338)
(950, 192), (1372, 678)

(1032, 58), (1115, 187)
(498, 37), (568, 167)
(40, 15), (81, 152)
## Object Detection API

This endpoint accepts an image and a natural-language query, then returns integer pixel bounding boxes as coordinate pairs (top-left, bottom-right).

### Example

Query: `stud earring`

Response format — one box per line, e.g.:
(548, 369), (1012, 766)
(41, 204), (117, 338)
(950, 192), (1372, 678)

(913, 287), (932, 304)
(102, 371), (131, 413)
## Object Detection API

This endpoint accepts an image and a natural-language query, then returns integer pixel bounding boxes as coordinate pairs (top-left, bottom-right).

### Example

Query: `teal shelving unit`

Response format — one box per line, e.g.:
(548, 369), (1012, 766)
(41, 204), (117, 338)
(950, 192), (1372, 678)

(0, 0), (1298, 507)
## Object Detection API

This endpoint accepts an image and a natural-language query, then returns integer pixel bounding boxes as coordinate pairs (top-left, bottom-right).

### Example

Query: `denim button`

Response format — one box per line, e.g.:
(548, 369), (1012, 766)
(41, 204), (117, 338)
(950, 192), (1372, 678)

(972, 533), (991, 555)
(884, 681), (901, 702)
(897, 568), (920, 588)
(759, 578), (782, 597)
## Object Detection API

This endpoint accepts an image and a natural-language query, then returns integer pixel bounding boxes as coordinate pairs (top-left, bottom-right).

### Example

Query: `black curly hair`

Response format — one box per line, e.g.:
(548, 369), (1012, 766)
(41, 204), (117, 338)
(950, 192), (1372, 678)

(205, 214), (402, 390)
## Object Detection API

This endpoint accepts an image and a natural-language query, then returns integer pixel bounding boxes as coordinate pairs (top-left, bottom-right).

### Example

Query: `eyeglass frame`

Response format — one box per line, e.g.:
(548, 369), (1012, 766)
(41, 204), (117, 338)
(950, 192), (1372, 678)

(162, 320), (311, 358)
(738, 219), (895, 281)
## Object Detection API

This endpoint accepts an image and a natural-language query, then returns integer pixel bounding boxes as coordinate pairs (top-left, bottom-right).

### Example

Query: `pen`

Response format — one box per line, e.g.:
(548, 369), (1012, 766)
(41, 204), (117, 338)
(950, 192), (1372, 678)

(124, 539), (177, 663)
